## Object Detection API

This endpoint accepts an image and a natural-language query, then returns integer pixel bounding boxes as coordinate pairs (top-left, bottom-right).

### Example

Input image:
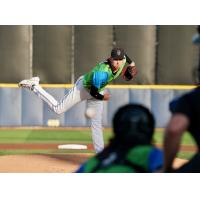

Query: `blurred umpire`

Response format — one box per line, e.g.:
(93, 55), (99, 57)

(76, 104), (163, 173)
(163, 25), (200, 172)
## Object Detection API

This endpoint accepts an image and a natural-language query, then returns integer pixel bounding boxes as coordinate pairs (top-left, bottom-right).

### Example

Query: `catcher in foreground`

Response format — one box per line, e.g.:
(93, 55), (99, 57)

(76, 104), (163, 173)
(18, 47), (137, 153)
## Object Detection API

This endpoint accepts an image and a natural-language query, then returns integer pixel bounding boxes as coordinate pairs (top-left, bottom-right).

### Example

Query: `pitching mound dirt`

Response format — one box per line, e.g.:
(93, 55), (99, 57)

(0, 154), (91, 173)
(0, 153), (188, 173)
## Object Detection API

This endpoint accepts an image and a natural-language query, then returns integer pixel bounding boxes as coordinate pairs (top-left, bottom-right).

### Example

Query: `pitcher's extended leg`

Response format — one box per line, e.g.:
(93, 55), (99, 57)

(19, 76), (89, 114)
(87, 99), (104, 153)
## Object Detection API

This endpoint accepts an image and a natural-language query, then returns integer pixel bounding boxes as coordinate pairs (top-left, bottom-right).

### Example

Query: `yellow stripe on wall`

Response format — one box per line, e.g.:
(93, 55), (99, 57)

(0, 83), (196, 90)
(106, 85), (196, 90)
(0, 84), (73, 88)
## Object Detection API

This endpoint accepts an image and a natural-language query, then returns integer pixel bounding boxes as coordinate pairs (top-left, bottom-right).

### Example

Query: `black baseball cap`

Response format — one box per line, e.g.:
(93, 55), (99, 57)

(111, 47), (125, 60)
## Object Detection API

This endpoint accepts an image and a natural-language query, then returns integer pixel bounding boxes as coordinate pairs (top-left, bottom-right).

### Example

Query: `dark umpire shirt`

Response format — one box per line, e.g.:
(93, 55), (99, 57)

(169, 86), (200, 150)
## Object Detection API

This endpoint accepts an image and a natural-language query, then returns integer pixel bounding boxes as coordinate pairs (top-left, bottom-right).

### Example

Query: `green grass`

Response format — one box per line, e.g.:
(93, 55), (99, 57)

(0, 129), (195, 145)
(153, 131), (196, 145)
(0, 149), (94, 156)
(177, 151), (195, 160)
(153, 131), (196, 160)
(0, 129), (113, 143)
(0, 129), (113, 155)
(0, 129), (196, 159)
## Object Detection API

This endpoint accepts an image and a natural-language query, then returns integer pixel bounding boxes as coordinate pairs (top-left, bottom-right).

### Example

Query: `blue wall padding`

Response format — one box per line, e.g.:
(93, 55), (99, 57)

(0, 88), (21, 126)
(107, 88), (130, 127)
(129, 89), (151, 110)
(0, 87), (193, 128)
(151, 90), (174, 127)
(22, 89), (43, 126)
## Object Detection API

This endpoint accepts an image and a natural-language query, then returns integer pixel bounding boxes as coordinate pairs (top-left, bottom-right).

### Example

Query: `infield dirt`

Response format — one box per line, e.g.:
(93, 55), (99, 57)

(0, 153), (188, 172)
(0, 142), (192, 172)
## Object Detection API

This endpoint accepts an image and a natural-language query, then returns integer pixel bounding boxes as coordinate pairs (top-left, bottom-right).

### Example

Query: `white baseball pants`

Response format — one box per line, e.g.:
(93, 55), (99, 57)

(32, 76), (104, 153)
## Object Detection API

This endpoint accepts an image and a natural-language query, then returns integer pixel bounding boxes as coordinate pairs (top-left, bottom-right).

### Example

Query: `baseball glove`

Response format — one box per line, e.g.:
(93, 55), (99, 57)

(122, 65), (137, 81)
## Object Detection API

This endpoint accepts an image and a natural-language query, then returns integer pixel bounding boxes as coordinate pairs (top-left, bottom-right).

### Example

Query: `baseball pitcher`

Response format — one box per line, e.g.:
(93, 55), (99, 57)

(19, 47), (137, 153)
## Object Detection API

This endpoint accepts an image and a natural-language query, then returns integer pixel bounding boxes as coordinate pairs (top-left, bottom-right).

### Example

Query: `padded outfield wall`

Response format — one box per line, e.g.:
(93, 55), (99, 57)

(0, 85), (195, 128)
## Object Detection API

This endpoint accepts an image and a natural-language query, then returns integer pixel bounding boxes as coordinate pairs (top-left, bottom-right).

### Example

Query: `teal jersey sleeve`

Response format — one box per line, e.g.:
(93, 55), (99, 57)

(92, 71), (109, 89)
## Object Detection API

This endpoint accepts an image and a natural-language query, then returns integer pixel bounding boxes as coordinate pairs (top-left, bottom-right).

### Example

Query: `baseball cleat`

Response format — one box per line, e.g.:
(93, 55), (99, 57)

(18, 77), (40, 90)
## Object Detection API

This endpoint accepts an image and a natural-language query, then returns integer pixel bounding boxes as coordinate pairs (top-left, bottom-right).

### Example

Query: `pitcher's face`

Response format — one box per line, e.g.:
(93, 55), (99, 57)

(110, 58), (124, 72)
